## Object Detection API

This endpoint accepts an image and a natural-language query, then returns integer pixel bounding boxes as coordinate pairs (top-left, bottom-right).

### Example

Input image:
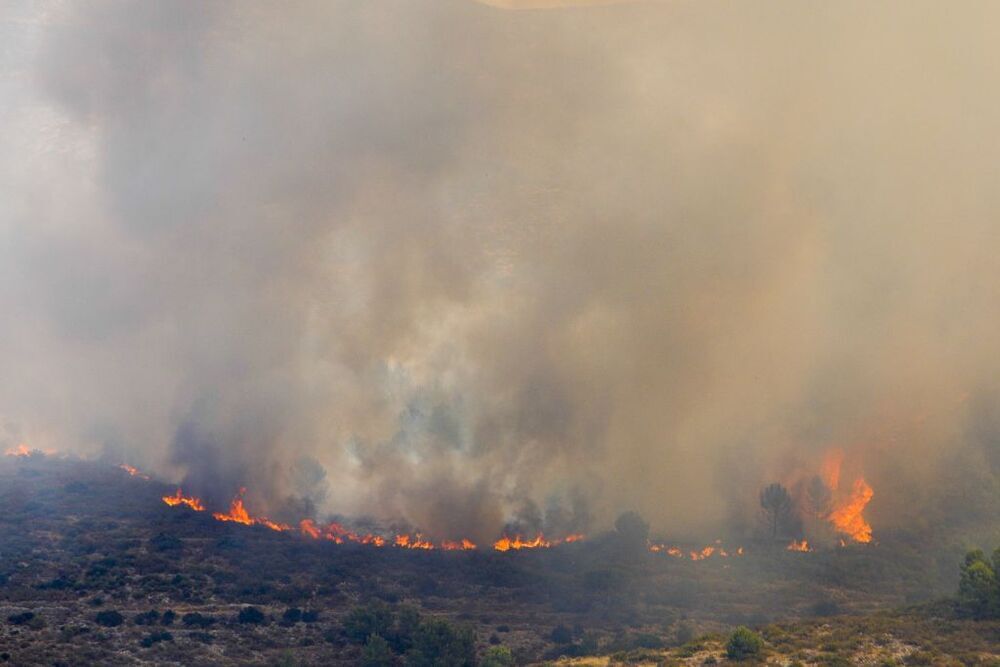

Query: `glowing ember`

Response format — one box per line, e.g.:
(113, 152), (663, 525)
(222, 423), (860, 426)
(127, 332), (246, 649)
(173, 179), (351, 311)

(119, 464), (150, 480)
(394, 534), (436, 550)
(441, 539), (477, 551)
(161, 488), (205, 512)
(300, 519), (387, 546)
(786, 539), (811, 552)
(649, 541), (743, 560)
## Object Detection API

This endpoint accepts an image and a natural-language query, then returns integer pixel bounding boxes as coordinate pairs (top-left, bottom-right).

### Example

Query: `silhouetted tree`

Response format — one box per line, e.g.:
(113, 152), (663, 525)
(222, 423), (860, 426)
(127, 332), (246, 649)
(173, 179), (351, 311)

(805, 475), (832, 516)
(759, 483), (794, 539)
(614, 511), (650, 555)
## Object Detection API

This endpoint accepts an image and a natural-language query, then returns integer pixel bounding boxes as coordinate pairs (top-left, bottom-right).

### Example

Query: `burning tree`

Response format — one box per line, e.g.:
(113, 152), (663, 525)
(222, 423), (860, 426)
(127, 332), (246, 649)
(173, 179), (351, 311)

(759, 482), (795, 539)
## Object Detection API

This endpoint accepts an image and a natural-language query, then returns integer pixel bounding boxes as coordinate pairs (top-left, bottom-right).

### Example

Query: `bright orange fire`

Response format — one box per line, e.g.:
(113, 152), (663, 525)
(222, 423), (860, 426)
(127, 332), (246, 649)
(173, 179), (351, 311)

(119, 464), (150, 480)
(394, 534), (436, 550)
(786, 539), (811, 552)
(212, 489), (290, 532)
(4, 444), (33, 457)
(162, 488), (205, 512)
(827, 477), (874, 543)
(819, 449), (874, 543)
(492, 533), (584, 551)
(162, 487), (577, 552)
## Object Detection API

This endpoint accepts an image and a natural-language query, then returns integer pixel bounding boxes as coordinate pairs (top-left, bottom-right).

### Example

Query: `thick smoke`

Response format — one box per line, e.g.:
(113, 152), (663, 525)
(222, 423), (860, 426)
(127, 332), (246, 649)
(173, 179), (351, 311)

(1, 0), (999, 541)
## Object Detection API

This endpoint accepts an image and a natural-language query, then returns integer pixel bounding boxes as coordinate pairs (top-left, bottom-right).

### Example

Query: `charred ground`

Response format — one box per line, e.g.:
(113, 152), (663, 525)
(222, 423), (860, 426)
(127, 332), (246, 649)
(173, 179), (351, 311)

(0, 456), (988, 665)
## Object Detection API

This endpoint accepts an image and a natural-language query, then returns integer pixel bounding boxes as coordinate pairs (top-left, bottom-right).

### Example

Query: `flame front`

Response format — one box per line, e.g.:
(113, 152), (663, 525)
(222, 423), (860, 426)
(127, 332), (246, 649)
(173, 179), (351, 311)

(162, 488), (205, 512)
(5, 444), (32, 457)
(163, 488), (575, 551)
(212, 489), (290, 532)
(786, 539), (811, 552)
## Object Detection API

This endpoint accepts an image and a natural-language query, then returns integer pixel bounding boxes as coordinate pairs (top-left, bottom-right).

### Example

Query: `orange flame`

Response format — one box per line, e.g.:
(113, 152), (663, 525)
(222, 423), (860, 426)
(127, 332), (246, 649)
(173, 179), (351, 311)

(300, 519), (387, 546)
(212, 489), (289, 532)
(441, 539), (477, 551)
(119, 464), (150, 480)
(827, 477), (873, 543)
(818, 449), (874, 543)
(161, 488), (205, 512)
(4, 444), (33, 457)
(786, 539), (811, 552)
(649, 541), (743, 559)
(394, 534), (435, 550)
(493, 534), (550, 551)
(820, 448), (844, 491)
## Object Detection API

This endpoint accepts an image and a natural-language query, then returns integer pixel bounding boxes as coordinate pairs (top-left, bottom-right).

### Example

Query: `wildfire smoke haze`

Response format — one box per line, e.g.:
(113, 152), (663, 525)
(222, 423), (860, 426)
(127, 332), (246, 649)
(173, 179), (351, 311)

(1, 0), (999, 559)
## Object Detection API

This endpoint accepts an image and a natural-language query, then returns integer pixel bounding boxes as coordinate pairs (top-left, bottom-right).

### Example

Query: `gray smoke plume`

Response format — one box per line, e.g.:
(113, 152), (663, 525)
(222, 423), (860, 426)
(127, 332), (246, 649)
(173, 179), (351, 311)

(2, 0), (999, 541)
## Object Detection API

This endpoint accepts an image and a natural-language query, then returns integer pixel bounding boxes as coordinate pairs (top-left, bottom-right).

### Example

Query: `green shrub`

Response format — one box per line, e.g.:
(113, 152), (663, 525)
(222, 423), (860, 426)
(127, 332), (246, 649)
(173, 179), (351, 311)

(481, 645), (515, 667)
(95, 610), (124, 627)
(406, 618), (476, 667)
(361, 634), (395, 667)
(344, 603), (394, 645)
(957, 548), (1000, 618)
(237, 606), (266, 624)
(726, 626), (764, 661)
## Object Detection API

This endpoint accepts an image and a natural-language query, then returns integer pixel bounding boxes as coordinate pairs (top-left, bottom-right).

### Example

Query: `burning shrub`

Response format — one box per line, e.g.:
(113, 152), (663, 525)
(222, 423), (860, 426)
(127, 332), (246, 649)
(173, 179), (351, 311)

(726, 626), (764, 661)
(95, 610), (124, 627)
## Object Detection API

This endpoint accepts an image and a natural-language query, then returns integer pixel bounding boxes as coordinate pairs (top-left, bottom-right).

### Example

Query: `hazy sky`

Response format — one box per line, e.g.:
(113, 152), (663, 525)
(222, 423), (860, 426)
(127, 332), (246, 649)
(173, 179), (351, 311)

(2, 1), (999, 540)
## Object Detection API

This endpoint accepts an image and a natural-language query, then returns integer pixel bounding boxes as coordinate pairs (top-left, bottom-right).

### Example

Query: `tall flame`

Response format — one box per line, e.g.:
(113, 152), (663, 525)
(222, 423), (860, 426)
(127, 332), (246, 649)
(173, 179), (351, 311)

(817, 448), (874, 543)
(827, 477), (874, 543)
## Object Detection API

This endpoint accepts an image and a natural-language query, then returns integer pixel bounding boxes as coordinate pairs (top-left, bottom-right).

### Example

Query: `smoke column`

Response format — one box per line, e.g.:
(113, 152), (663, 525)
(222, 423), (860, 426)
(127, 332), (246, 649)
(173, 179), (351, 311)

(1, 0), (999, 540)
